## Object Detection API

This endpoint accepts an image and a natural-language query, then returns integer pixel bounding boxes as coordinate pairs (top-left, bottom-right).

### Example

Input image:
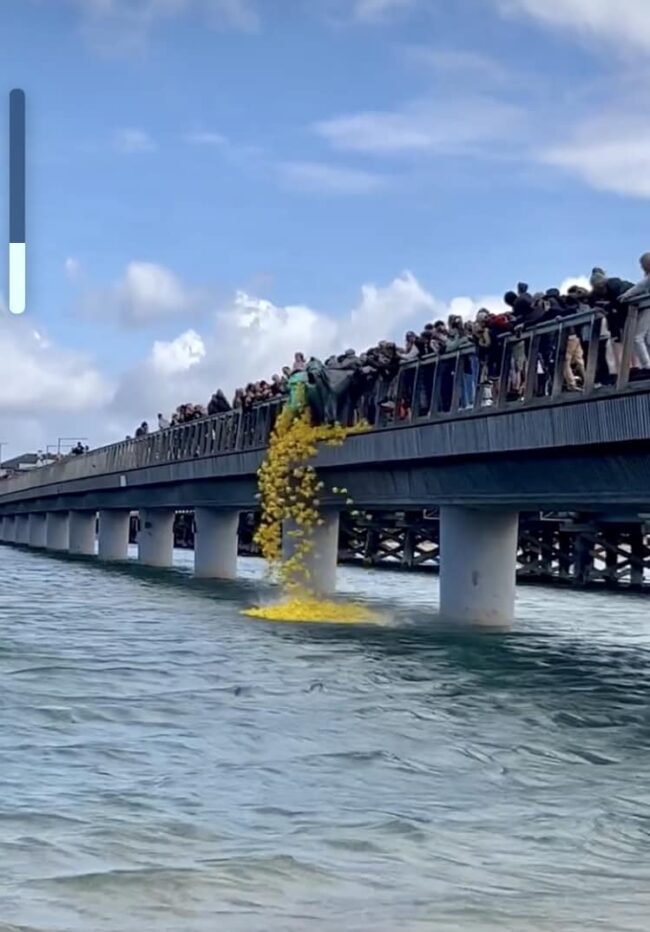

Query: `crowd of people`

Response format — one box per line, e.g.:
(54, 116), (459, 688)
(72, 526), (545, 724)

(131, 254), (650, 438)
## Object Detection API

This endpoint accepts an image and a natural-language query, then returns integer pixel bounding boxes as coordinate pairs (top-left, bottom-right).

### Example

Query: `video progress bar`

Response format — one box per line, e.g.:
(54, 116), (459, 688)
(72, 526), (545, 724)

(9, 88), (25, 315)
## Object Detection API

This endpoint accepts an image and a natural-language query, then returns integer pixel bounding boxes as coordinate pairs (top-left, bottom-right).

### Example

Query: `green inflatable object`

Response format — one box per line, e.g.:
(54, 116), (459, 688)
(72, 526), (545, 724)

(287, 371), (308, 413)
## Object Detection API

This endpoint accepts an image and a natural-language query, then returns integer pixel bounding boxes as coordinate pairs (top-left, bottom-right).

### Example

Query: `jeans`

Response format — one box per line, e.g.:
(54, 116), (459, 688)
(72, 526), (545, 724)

(634, 306), (650, 369)
(461, 354), (479, 408)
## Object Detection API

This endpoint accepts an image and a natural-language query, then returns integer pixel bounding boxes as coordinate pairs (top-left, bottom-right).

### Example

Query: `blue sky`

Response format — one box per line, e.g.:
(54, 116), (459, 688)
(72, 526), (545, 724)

(1, 0), (649, 456)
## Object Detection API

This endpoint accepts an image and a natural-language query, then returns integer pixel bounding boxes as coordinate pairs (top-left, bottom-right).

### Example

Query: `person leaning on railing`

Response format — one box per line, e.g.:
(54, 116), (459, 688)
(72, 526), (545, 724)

(620, 252), (650, 372)
(588, 268), (635, 378)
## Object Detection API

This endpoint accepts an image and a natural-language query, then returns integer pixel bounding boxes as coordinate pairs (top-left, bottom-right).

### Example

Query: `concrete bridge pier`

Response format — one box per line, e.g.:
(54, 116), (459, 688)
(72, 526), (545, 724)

(28, 513), (47, 548)
(69, 511), (97, 556)
(0, 516), (5, 542)
(16, 515), (30, 545)
(439, 507), (519, 627)
(46, 512), (69, 552)
(138, 508), (175, 567)
(194, 508), (239, 579)
(3, 516), (16, 543)
(282, 511), (340, 596)
(98, 510), (130, 561)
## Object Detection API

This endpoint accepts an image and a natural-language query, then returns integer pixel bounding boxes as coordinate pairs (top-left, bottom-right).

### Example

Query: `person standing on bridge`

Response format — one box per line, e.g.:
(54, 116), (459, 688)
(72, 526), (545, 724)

(621, 253), (650, 371)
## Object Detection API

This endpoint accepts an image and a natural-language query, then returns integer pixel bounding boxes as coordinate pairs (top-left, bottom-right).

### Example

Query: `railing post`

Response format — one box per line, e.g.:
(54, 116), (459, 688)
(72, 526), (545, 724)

(617, 304), (639, 391)
(234, 410), (244, 451)
(427, 359), (440, 419)
(550, 323), (567, 399)
(449, 352), (463, 414)
(583, 312), (603, 395)
(496, 337), (511, 410)
(523, 332), (541, 404)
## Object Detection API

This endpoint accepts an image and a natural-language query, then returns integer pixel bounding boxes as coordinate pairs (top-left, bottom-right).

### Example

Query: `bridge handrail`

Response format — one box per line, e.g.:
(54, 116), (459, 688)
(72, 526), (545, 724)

(1, 305), (648, 497)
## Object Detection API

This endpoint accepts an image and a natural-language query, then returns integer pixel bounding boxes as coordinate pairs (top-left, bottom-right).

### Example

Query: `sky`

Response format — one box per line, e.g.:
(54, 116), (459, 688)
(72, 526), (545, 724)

(1, 0), (650, 457)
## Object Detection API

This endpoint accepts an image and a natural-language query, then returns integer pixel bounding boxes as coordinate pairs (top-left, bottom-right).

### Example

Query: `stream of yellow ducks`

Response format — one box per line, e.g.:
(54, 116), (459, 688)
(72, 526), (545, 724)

(242, 405), (381, 625)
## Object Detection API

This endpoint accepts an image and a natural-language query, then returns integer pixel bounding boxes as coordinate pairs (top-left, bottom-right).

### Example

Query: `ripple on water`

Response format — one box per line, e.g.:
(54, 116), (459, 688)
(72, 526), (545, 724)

(1, 547), (650, 930)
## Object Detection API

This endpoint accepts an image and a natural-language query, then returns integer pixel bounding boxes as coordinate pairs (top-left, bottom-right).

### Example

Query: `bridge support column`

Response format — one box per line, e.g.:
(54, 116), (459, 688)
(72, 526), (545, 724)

(28, 513), (46, 548)
(3, 516), (16, 543)
(16, 515), (30, 545)
(138, 508), (175, 568)
(282, 511), (340, 596)
(69, 511), (96, 556)
(46, 512), (69, 552)
(439, 507), (519, 627)
(98, 510), (131, 561)
(194, 508), (239, 579)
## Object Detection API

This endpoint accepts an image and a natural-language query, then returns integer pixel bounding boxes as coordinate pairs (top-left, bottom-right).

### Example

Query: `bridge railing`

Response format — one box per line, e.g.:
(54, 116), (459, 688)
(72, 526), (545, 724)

(1, 303), (648, 496)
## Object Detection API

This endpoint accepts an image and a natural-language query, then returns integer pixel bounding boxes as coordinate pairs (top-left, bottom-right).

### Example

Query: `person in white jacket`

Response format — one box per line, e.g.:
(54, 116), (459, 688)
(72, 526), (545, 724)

(621, 253), (650, 369)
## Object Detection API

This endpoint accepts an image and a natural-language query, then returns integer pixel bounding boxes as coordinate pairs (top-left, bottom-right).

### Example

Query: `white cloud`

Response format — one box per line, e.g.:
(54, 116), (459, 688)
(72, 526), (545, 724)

(403, 47), (507, 83)
(151, 329), (206, 375)
(114, 127), (156, 153)
(64, 257), (82, 281)
(184, 130), (228, 146)
(78, 260), (208, 326)
(352, 0), (417, 22)
(58, 0), (259, 52)
(543, 116), (650, 198)
(0, 319), (112, 418)
(498, 0), (650, 53)
(314, 96), (523, 156)
(279, 160), (387, 194)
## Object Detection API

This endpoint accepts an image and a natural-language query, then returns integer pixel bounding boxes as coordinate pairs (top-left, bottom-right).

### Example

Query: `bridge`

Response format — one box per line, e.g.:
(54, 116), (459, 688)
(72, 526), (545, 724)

(1, 307), (649, 626)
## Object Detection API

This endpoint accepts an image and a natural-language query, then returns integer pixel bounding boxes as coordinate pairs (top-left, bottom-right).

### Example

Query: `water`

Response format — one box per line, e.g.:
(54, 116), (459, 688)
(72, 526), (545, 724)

(1, 546), (650, 931)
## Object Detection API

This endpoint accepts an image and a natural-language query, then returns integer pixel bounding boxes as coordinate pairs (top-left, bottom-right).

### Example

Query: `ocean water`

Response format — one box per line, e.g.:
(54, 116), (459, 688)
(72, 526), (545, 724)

(1, 544), (649, 931)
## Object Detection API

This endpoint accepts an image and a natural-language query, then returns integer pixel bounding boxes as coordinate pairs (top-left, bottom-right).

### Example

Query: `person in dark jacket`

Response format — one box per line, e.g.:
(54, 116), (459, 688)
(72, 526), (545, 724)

(589, 268), (635, 342)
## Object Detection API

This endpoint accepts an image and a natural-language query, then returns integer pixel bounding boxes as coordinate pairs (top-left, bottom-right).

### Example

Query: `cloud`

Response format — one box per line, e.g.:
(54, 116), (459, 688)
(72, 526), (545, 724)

(78, 260), (210, 326)
(0, 319), (112, 417)
(278, 160), (387, 194)
(498, 0), (650, 54)
(151, 329), (206, 375)
(184, 130), (228, 146)
(543, 115), (650, 198)
(58, 0), (259, 52)
(352, 0), (417, 22)
(403, 47), (508, 83)
(114, 127), (156, 153)
(314, 96), (523, 156)
(64, 257), (82, 281)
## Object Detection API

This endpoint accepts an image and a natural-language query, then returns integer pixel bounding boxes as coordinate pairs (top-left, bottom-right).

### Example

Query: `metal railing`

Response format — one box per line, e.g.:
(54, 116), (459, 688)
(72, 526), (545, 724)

(1, 303), (648, 497)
